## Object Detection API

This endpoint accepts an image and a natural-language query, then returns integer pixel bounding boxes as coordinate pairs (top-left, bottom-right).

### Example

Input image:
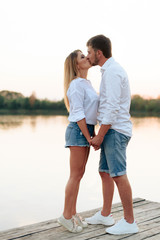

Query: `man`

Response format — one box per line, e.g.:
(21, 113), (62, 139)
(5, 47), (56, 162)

(85, 35), (139, 235)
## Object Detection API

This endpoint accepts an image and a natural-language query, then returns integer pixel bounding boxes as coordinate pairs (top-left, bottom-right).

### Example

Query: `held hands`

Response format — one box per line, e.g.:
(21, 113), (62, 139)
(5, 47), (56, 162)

(89, 135), (104, 151)
(87, 125), (110, 151)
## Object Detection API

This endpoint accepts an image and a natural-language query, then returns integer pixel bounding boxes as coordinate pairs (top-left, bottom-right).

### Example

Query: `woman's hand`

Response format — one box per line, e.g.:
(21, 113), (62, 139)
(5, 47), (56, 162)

(90, 135), (103, 150)
(87, 137), (92, 146)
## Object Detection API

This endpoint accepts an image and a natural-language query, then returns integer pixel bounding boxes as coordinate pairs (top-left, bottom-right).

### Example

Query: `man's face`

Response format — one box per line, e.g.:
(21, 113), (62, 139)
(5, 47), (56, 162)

(87, 46), (99, 66)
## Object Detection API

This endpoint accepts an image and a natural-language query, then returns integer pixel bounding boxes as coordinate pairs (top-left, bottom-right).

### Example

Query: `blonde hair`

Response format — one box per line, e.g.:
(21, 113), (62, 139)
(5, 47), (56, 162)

(64, 50), (81, 111)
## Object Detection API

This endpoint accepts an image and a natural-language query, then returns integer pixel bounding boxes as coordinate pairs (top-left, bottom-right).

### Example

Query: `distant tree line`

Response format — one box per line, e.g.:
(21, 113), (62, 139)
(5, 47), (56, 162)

(0, 93), (67, 115)
(130, 95), (160, 116)
(0, 92), (160, 116)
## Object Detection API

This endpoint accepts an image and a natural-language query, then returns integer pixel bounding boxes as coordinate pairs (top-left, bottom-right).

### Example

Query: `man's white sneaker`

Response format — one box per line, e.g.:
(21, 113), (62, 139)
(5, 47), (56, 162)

(105, 218), (139, 235)
(85, 211), (115, 226)
(57, 215), (83, 233)
(74, 214), (88, 228)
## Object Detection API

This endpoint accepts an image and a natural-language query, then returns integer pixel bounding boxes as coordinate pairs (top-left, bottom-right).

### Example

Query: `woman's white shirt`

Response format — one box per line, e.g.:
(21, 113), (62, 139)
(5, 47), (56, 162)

(67, 77), (99, 125)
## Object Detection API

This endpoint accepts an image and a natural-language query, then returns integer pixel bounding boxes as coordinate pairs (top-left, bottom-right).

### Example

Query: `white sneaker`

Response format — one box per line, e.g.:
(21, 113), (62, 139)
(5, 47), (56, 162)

(57, 215), (83, 233)
(85, 211), (115, 226)
(74, 214), (88, 228)
(106, 218), (139, 235)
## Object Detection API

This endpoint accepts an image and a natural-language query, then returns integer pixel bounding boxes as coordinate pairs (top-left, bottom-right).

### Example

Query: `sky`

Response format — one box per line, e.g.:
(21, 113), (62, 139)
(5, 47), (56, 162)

(0, 0), (160, 100)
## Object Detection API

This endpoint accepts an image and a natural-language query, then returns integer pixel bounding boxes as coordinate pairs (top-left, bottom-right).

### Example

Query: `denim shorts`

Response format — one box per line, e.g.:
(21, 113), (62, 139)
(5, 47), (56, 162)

(99, 129), (131, 177)
(65, 122), (94, 148)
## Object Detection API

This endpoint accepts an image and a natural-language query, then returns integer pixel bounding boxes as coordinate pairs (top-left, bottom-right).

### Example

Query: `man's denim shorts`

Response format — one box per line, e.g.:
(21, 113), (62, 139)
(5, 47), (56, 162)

(99, 129), (131, 177)
(65, 122), (94, 148)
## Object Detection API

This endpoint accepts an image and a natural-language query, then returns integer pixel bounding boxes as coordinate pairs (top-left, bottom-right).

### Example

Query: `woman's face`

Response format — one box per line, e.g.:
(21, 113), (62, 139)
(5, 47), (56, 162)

(76, 51), (91, 70)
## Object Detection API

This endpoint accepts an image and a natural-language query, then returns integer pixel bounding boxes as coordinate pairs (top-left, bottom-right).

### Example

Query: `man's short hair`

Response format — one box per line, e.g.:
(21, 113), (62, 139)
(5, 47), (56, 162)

(87, 35), (112, 58)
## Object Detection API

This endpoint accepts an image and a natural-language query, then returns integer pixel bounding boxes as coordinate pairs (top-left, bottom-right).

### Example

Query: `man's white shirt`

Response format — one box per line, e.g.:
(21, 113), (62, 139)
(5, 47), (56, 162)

(97, 57), (132, 137)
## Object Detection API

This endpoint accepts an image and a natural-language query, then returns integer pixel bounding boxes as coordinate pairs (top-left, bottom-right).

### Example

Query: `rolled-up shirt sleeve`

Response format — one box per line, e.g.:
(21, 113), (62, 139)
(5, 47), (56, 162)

(68, 81), (86, 122)
(101, 71), (121, 125)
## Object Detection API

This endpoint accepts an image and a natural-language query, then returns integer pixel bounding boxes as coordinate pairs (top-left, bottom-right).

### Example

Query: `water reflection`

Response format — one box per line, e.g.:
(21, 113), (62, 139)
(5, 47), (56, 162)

(132, 116), (160, 128)
(0, 116), (23, 129)
(1, 115), (160, 130)
(0, 115), (69, 131)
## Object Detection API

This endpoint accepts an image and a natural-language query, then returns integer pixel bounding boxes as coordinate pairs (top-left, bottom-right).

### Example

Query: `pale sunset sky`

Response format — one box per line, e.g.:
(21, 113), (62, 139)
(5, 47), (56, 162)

(0, 0), (160, 100)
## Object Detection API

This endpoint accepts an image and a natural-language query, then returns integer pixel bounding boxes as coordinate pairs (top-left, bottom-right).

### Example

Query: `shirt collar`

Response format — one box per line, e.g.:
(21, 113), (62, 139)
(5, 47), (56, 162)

(100, 57), (114, 73)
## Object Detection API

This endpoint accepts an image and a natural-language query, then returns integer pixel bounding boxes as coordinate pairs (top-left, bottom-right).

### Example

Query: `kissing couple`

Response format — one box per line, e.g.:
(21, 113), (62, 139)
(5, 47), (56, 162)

(57, 35), (139, 235)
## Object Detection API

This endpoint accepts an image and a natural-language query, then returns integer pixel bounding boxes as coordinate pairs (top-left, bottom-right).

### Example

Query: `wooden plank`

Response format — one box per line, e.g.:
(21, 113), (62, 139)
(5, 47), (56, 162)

(73, 217), (160, 240)
(0, 221), (59, 240)
(0, 198), (160, 240)
(146, 235), (160, 240)
(79, 215), (160, 240)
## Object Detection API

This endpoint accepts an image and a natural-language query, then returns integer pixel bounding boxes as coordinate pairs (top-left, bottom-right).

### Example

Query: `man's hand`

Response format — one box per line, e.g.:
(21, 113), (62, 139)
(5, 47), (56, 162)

(90, 124), (111, 151)
(90, 135), (104, 151)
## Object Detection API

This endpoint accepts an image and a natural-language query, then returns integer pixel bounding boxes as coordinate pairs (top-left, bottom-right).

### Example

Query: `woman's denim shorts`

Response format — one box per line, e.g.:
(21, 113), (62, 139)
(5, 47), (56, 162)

(65, 122), (94, 148)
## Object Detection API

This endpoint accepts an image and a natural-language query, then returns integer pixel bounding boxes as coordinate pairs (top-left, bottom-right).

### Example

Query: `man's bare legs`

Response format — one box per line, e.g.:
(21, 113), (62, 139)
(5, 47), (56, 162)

(99, 172), (114, 216)
(100, 172), (134, 223)
(113, 174), (134, 223)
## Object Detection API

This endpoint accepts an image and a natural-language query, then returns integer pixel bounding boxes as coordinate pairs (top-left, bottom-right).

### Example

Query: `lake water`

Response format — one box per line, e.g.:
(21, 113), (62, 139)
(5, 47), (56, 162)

(0, 115), (160, 231)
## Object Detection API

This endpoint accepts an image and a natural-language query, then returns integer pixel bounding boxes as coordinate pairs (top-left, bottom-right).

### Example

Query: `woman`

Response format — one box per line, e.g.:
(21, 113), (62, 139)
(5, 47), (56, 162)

(58, 50), (99, 233)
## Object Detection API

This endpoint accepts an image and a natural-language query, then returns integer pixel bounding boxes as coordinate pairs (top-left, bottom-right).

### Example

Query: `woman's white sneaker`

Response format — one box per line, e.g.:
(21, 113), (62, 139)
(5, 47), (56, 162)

(105, 218), (139, 235)
(74, 214), (88, 228)
(57, 215), (83, 233)
(85, 211), (115, 226)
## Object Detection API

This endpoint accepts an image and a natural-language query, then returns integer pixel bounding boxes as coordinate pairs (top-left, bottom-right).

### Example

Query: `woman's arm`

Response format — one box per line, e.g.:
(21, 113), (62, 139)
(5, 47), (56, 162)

(77, 118), (92, 145)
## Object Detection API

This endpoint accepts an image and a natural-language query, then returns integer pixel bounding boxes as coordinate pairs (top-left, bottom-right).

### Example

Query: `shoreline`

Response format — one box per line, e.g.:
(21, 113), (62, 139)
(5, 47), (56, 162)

(0, 109), (159, 117)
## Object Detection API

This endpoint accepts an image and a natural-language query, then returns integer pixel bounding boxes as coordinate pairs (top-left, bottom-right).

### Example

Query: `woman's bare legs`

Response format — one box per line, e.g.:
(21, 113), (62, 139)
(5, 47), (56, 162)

(71, 147), (90, 216)
(63, 146), (90, 219)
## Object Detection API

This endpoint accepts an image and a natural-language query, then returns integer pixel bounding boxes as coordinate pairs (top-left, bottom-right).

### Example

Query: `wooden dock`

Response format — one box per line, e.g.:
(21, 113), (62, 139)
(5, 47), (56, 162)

(0, 198), (160, 240)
